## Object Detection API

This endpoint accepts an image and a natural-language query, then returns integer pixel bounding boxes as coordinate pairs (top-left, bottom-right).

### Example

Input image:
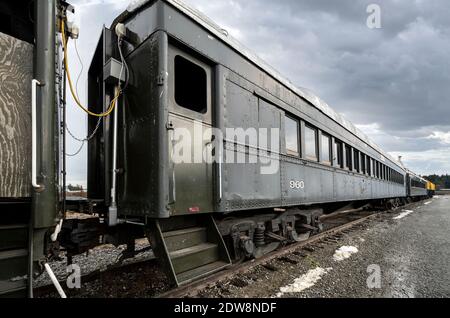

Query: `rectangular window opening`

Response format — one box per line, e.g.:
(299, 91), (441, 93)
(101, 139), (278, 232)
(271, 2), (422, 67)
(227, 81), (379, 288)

(354, 149), (360, 173)
(321, 133), (331, 164)
(174, 55), (207, 113)
(285, 116), (299, 156)
(305, 125), (318, 161)
(334, 140), (343, 168)
(345, 145), (352, 170)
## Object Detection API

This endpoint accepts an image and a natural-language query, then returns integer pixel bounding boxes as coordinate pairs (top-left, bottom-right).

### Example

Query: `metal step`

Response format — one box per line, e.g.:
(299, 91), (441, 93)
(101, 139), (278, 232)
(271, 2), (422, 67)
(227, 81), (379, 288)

(0, 249), (28, 260)
(0, 250), (28, 279)
(170, 243), (219, 274)
(0, 224), (28, 251)
(0, 279), (27, 297)
(177, 261), (230, 285)
(0, 249), (28, 298)
(163, 227), (207, 252)
(145, 215), (232, 287)
(0, 201), (31, 298)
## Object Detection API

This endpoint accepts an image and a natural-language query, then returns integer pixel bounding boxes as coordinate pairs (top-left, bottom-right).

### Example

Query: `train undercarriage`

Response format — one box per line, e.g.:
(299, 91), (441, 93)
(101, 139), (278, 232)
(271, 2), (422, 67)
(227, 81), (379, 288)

(56, 196), (428, 287)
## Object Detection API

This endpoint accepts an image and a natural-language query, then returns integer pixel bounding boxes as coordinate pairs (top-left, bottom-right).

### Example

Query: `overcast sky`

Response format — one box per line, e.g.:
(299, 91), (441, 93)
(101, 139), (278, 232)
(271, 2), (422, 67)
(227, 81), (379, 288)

(65, 0), (450, 186)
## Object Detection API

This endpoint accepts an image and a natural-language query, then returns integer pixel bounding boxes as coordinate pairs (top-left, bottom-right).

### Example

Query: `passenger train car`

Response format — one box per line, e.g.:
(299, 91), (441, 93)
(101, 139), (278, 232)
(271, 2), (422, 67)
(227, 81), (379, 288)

(82, 0), (427, 286)
(0, 0), (434, 296)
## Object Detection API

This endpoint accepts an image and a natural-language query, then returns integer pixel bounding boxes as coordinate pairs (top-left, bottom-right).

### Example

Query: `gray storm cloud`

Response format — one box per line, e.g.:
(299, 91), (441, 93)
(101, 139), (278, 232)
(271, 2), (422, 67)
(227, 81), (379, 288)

(65, 0), (450, 184)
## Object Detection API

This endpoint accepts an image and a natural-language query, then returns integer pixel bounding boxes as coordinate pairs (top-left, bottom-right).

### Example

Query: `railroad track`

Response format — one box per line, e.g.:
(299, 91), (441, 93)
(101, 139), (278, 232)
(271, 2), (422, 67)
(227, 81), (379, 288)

(35, 202), (419, 298)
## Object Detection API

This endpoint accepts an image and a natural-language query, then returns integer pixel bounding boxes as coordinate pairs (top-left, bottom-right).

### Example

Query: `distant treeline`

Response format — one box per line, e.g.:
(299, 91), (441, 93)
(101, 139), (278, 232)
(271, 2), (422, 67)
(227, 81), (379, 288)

(67, 184), (84, 192)
(423, 175), (450, 189)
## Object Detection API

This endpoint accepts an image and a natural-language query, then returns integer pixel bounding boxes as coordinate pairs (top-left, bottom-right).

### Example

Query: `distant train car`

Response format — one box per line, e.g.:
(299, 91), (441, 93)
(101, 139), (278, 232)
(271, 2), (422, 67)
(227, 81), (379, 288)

(426, 180), (436, 197)
(406, 171), (428, 198)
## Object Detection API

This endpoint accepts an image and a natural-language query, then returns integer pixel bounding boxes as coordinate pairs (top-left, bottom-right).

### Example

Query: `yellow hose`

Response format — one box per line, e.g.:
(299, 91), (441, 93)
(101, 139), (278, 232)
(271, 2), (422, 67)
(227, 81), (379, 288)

(61, 19), (120, 117)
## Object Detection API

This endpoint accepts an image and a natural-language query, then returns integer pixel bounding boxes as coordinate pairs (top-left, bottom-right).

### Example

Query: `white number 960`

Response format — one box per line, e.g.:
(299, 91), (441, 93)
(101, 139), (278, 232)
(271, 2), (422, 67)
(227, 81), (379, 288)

(290, 180), (305, 189)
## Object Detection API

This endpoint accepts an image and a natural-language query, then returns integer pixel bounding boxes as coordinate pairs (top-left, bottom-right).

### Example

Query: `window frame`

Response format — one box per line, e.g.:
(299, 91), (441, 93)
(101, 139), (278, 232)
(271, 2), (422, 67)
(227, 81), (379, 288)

(320, 132), (332, 165)
(168, 45), (212, 123)
(345, 145), (352, 171)
(334, 139), (343, 168)
(304, 124), (319, 161)
(353, 149), (360, 173)
(284, 115), (300, 157)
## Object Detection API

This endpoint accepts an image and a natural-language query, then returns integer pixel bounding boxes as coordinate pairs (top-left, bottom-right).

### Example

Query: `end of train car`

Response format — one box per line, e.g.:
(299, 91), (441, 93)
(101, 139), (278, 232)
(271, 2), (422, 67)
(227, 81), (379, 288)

(426, 180), (436, 197)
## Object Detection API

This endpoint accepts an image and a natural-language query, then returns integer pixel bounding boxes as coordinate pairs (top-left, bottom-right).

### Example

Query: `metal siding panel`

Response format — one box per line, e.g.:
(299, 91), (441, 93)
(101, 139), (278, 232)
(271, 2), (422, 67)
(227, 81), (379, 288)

(281, 160), (306, 205)
(0, 32), (33, 198)
(224, 80), (258, 132)
(304, 166), (332, 203)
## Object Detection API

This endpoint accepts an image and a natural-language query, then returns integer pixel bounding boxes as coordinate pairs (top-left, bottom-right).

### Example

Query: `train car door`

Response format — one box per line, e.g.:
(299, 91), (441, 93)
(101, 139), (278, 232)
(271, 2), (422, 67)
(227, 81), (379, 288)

(167, 45), (214, 215)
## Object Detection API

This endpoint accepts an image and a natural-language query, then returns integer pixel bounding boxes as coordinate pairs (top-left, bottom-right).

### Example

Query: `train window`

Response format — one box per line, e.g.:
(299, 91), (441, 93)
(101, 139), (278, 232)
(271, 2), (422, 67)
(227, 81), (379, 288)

(321, 133), (331, 164)
(174, 55), (207, 113)
(372, 160), (376, 177)
(345, 145), (352, 170)
(353, 149), (360, 173)
(361, 154), (366, 174)
(305, 125), (318, 160)
(285, 116), (299, 156)
(367, 157), (371, 176)
(334, 140), (343, 168)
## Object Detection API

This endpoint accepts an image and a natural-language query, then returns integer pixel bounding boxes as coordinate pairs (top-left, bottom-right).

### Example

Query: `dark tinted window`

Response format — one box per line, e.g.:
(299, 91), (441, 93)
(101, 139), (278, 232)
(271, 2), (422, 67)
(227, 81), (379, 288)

(334, 140), (343, 168)
(361, 154), (366, 174)
(354, 149), (360, 172)
(345, 145), (352, 170)
(175, 55), (207, 113)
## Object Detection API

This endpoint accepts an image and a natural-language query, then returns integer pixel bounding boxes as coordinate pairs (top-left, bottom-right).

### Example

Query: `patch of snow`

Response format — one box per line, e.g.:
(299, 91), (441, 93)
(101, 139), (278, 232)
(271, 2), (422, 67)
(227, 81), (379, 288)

(424, 201), (432, 205)
(276, 267), (332, 297)
(333, 246), (359, 261)
(393, 210), (414, 220)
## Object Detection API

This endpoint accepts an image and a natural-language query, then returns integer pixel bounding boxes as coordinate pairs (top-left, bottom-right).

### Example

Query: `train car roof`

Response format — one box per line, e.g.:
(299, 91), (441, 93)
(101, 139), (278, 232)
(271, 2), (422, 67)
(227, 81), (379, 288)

(119, 0), (403, 169)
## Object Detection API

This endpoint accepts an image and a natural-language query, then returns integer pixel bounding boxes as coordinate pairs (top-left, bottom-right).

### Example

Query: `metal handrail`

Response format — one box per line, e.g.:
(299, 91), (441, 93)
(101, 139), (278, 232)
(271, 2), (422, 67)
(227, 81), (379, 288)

(31, 79), (42, 189)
